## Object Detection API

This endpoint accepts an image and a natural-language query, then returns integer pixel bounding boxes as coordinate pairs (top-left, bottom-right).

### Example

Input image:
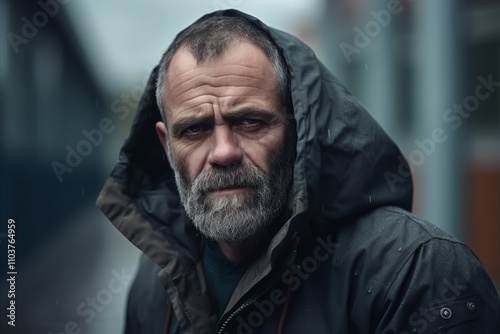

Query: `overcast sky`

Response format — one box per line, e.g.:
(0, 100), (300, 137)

(65, 0), (322, 94)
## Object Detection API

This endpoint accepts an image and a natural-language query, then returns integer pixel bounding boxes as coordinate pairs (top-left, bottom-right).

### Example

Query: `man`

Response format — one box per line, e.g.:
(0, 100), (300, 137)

(97, 9), (500, 334)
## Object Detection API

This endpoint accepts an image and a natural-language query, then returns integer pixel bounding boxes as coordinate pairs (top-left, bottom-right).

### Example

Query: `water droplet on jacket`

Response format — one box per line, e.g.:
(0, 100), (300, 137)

(398, 247), (402, 252)
(367, 282), (373, 294)
(369, 195), (372, 203)
(336, 257), (340, 261)
(328, 128), (331, 139)
(413, 328), (417, 333)
(354, 272), (358, 278)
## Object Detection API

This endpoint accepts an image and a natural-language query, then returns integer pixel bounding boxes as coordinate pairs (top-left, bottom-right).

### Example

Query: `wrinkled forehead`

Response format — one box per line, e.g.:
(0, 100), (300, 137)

(166, 40), (273, 80)
(165, 47), (197, 81)
(162, 42), (278, 107)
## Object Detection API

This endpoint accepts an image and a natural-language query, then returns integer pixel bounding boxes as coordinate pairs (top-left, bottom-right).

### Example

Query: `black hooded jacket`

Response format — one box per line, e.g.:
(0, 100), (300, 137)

(96, 10), (500, 334)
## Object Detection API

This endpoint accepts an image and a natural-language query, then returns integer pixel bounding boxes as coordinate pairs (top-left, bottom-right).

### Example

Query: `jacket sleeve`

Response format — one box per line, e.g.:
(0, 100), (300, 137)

(377, 238), (500, 333)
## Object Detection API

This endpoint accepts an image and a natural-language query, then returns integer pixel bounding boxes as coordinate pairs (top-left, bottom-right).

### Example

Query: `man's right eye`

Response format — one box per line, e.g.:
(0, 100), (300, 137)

(185, 125), (203, 133)
(182, 124), (209, 138)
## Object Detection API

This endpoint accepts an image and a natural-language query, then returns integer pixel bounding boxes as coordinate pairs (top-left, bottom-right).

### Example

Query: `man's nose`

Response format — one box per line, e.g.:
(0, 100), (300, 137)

(207, 125), (243, 168)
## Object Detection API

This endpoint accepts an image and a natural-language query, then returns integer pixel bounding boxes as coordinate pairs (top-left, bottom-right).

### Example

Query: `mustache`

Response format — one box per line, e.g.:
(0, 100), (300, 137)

(192, 165), (265, 194)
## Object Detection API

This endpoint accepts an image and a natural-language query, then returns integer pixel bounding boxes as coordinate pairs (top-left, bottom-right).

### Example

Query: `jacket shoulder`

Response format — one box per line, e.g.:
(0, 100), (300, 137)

(329, 206), (500, 333)
(331, 205), (465, 275)
(339, 206), (461, 248)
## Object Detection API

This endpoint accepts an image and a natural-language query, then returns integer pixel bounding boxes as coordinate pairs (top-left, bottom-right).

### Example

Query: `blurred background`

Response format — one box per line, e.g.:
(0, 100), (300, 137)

(0, 0), (498, 332)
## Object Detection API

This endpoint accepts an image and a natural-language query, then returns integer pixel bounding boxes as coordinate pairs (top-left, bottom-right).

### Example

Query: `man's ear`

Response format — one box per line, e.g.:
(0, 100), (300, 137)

(155, 121), (173, 169)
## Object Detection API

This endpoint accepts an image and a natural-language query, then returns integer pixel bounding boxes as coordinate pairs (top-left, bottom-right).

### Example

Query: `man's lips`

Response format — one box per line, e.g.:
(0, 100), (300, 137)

(205, 186), (251, 195)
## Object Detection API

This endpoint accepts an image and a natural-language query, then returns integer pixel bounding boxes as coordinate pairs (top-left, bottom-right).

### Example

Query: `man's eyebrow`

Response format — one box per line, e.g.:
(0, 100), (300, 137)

(170, 114), (214, 134)
(222, 108), (281, 122)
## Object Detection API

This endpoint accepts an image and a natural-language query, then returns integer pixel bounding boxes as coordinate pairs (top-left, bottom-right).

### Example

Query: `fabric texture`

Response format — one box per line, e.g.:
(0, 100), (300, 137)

(96, 9), (500, 334)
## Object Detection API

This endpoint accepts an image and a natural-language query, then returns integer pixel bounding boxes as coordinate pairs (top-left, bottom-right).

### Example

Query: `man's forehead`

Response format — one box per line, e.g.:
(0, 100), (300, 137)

(166, 47), (197, 79)
(162, 41), (277, 115)
(166, 41), (270, 79)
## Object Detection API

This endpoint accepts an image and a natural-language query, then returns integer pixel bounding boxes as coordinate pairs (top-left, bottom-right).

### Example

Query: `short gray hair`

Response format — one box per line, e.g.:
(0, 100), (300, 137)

(155, 15), (289, 124)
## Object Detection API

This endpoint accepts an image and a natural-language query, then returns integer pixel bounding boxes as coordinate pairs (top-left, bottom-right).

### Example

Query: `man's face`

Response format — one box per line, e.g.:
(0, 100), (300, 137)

(157, 41), (293, 243)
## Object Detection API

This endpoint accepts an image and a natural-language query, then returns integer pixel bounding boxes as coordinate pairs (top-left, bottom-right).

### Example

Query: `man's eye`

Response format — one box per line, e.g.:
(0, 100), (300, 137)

(185, 125), (204, 134)
(180, 124), (210, 138)
(234, 119), (264, 132)
(241, 119), (259, 125)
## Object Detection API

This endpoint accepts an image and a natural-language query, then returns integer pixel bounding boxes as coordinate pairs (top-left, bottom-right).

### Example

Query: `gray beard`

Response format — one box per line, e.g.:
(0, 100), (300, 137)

(171, 144), (293, 243)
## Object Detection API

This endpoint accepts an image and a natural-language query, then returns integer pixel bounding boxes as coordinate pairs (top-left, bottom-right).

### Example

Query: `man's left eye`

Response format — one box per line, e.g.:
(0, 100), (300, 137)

(240, 119), (260, 126)
(233, 119), (264, 133)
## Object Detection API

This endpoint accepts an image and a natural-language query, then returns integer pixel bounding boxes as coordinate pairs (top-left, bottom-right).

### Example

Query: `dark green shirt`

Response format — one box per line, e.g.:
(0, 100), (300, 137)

(203, 239), (251, 316)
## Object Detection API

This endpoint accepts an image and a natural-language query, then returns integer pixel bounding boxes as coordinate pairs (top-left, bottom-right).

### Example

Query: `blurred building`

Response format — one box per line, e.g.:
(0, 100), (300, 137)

(1, 0), (111, 256)
(1, 1), (132, 333)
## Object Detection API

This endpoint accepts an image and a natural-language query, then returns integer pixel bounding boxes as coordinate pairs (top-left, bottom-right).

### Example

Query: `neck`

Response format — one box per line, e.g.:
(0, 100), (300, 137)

(218, 229), (269, 264)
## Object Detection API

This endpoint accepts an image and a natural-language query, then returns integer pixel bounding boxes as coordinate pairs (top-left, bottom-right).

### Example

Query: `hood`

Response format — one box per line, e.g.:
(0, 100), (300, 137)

(96, 8), (412, 267)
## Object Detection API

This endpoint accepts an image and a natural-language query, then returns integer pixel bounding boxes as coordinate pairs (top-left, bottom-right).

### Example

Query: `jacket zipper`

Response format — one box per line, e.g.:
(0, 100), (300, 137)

(217, 288), (270, 334)
(216, 242), (299, 334)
